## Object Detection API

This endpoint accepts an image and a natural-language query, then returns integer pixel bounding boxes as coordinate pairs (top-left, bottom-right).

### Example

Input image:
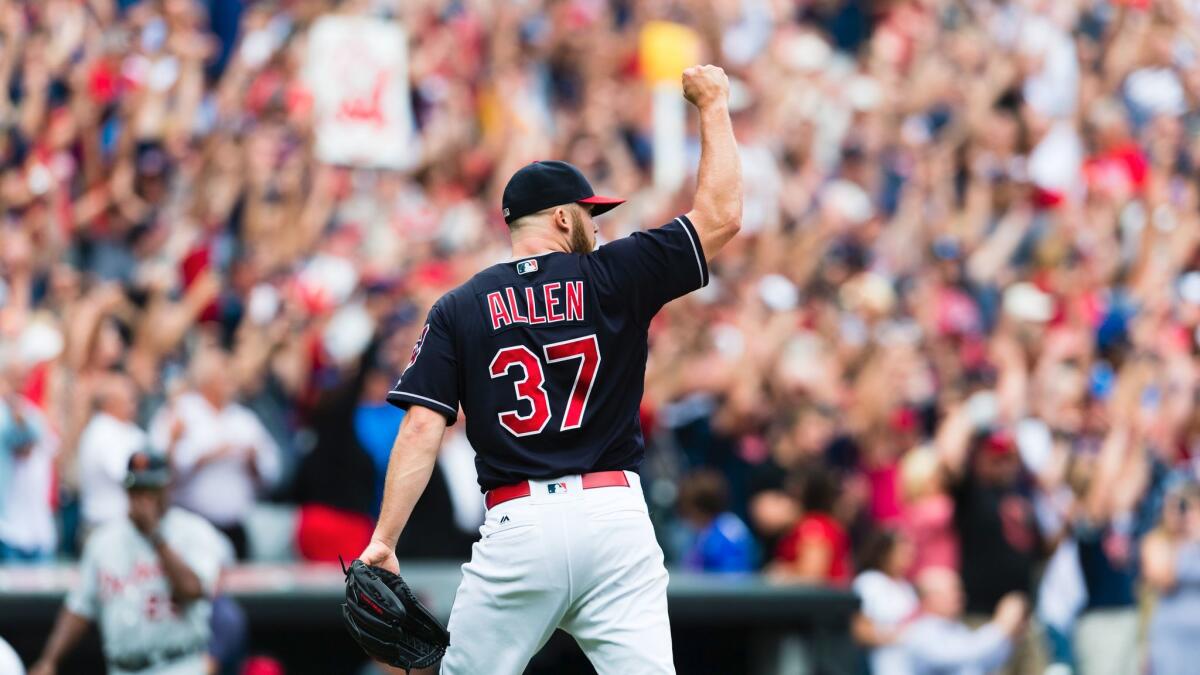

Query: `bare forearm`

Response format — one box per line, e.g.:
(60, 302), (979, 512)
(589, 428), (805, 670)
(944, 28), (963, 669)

(689, 101), (742, 256)
(966, 208), (1030, 283)
(934, 406), (974, 477)
(38, 609), (90, 666)
(851, 614), (895, 648)
(372, 408), (447, 547)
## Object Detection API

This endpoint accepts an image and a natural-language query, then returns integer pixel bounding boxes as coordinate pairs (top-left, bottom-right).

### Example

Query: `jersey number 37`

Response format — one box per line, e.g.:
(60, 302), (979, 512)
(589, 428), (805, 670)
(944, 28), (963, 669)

(489, 335), (601, 437)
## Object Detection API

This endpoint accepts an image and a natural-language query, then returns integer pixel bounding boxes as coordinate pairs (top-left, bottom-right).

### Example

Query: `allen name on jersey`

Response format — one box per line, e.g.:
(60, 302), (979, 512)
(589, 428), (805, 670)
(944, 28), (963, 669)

(485, 279), (587, 331)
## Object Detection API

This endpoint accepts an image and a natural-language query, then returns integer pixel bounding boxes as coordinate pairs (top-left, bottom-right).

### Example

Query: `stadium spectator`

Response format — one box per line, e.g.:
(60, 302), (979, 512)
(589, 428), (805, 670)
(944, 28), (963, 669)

(149, 348), (280, 560)
(897, 445), (958, 577)
(935, 405), (1043, 619)
(291, 343), (385, 563)
(0, 382), (59, 563)
(771, 464), (852, 585)
(77, 374), (154, 532)
(1070, 425), (1146, 675)
(1142, 476), (1200, 675)
(676, 469), (756, 573)
(852, 529), (918, 675)
(899, 567), (1028, 675)
(746, 406), (832, 560)
(353, 357), (407, 517)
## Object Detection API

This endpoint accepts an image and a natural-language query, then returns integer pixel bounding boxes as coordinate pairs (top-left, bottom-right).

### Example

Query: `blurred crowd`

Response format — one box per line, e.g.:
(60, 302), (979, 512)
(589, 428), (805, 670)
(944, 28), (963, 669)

(3, 0), (1200, 673)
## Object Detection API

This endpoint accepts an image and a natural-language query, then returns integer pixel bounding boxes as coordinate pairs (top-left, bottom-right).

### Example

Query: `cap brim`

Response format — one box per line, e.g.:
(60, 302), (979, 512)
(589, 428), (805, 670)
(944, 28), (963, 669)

(577, 195), (625, 217)
(125, 470), (171, 490)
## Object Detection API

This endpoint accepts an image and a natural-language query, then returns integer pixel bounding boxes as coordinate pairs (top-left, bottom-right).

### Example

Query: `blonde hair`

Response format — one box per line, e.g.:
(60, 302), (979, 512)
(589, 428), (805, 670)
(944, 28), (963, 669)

(508, 205), (558, 231)
(900, 444), (942, 503)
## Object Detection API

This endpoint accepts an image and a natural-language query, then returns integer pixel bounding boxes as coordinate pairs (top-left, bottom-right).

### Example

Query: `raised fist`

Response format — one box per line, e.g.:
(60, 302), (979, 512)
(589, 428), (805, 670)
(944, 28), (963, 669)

(682, 64), (729, 110)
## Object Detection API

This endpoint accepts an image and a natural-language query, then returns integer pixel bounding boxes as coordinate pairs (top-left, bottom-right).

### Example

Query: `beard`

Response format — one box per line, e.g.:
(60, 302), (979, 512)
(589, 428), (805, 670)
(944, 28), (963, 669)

(568, 210), (594, 254)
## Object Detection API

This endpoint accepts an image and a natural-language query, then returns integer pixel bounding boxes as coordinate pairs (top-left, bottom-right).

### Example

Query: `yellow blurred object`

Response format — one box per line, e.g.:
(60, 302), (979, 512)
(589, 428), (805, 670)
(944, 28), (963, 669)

(477, 85), (503, 139)
(638, 21), (702, 84)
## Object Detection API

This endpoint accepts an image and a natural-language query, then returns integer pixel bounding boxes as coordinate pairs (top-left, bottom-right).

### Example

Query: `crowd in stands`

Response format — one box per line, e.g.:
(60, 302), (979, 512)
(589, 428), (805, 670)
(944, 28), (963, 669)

(3, 0), (1200, 673)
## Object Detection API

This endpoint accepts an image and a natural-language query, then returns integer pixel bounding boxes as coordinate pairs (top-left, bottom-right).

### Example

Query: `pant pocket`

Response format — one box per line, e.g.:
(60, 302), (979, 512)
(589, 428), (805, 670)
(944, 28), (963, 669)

(484, 523), (538, 540)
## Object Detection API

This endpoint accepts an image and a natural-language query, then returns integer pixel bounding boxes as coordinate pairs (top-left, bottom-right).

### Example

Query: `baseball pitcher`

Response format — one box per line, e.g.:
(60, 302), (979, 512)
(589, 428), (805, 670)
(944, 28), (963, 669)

(358, 64), (741, 674)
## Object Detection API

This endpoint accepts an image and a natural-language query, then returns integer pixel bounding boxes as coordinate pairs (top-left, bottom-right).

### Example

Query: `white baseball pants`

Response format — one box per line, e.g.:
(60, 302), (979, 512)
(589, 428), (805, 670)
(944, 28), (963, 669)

(440, 471), (674, 675)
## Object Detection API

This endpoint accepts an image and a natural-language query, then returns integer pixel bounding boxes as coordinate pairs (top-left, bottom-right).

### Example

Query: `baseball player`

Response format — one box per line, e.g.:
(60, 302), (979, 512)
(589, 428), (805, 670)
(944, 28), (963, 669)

(358, 64), (741, 674)
(30, 452), (231, 675)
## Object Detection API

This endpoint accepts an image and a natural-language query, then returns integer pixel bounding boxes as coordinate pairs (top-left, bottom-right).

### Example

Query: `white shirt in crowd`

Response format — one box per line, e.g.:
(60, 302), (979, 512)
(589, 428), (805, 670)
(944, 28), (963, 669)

(439, 426), (486, 534)
(149, 393), (280, 528)
(853, 570), (919, 675)
(0, 399), (59, 554)
(67, 507), (231, 674)
(78, 412), (150, 528)
(900, 616), (1013, 675)
(0, 635), (24, 675)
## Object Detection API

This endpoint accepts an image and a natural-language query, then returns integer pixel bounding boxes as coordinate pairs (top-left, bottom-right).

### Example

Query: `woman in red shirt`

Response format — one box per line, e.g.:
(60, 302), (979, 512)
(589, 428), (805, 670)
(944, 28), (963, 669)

(771, 465), (853, 585)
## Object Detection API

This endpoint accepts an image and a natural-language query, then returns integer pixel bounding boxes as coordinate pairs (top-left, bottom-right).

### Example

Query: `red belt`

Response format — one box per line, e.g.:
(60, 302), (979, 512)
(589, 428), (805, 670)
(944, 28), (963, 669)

(485, 471), (630, 510)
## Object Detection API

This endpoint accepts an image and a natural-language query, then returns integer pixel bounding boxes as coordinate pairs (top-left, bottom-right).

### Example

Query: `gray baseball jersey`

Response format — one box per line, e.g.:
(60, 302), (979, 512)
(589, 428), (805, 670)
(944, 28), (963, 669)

(67, 507), (231, 671)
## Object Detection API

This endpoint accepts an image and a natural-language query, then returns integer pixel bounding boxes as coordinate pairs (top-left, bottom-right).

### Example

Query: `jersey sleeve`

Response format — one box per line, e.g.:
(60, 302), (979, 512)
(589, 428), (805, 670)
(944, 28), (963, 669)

(386, 301), (460, 424)
(590, 215), (709, 323)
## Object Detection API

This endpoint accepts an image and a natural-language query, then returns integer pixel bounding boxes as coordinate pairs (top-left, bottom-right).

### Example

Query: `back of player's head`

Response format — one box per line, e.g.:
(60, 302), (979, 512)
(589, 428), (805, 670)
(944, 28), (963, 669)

(501, 160), (624, 228)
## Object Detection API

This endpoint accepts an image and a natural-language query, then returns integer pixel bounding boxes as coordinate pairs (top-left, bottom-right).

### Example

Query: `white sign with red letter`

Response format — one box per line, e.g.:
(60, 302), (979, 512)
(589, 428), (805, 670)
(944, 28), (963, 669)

(305, 15), (417, 169)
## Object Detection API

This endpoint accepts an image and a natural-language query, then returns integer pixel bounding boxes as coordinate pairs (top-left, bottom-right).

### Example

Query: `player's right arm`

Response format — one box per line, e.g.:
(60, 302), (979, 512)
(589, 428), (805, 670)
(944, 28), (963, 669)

(31, 537), (100, 675)
(359, 405), (448, 573)
(29, 610), (90, 675)
(587, 67), (739, 322)
(683, 64), (742, 260)
(361, 303), (459, 573)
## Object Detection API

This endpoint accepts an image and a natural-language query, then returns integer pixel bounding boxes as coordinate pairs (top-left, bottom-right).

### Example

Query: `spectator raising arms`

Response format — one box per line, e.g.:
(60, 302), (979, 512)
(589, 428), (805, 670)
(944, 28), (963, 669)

(149, 348), (280, 560)
(935, 404), (1043, 657)
(77, 374), (152, 533)
(1142, 477), (1200, 675)
(0, 365), (59, 563)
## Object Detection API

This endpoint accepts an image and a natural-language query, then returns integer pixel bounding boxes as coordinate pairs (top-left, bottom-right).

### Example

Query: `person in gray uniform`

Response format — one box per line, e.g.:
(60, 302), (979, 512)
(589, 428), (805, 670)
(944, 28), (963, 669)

(30, 451), (230, 675)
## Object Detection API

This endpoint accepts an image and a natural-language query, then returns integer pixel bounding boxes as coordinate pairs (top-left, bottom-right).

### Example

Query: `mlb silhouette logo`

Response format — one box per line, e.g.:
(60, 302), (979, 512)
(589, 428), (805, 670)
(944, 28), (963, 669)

(547, 482), (568, 494)
(517, 259), (538, 275)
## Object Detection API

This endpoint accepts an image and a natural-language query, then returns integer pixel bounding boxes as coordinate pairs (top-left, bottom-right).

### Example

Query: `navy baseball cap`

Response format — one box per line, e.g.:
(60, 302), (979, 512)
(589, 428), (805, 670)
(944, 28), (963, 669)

(124, 451), (171, 490)
(501, 161), (625, 224)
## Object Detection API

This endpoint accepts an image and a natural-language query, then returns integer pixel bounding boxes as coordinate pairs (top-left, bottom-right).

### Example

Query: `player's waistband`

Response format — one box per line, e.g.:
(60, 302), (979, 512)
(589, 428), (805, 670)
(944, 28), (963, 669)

(109, 641), (206, 673)
(485, 470), (632, 509)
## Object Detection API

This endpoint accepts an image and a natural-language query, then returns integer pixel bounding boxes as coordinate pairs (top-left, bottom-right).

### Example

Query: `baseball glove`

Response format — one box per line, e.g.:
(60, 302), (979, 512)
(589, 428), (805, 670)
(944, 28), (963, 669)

(341, 559), (450, 672)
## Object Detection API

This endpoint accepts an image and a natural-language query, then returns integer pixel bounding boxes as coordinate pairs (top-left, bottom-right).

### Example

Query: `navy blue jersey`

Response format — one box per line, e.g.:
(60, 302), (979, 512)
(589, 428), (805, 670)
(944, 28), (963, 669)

(387, 215), (708, 491)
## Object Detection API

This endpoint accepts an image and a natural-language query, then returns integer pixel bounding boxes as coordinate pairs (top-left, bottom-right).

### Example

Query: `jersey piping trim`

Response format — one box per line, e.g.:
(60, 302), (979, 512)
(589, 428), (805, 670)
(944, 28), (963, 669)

(386, 390), (457, 416)
(675, 216), (708, 288)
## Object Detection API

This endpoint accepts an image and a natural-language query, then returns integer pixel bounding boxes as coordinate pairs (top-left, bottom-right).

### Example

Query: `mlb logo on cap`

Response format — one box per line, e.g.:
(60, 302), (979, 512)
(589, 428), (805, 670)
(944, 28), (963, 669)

(516, 259), (538, 275)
